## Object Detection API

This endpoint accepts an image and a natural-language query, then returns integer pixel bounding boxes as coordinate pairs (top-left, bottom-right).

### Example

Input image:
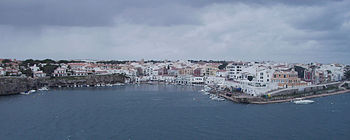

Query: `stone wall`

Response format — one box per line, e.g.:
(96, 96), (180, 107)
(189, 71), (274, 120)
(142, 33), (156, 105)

(271, 82), (342, 97)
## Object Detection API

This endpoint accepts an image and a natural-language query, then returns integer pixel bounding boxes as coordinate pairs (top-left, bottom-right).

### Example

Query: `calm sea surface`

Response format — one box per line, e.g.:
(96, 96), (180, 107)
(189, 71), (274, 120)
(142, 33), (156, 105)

(0, 84), (349, 140)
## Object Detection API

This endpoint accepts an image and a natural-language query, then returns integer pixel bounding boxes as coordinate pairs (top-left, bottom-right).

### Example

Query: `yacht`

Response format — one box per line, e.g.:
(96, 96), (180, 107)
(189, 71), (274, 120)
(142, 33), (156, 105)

(293, 98), (314, 104)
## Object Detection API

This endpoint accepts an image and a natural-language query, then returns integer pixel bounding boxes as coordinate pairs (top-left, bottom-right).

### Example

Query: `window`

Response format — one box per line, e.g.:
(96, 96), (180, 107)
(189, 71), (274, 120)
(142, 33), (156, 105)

(283, 75), (286, 78)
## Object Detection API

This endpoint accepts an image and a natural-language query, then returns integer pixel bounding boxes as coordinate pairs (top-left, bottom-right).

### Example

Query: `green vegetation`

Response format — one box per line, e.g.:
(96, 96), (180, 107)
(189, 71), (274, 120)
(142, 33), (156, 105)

(247, 76), (253, 81)
(294, 66), (306, 79)
(57, 60), (84, 64)
(345, 70), (350, 80)
(21, 68), (33, 77)
(40, 64), (59, 76)
(97, 60), (131, 64)
(218, 62), (228, 70)
(1, 59), (12, 63)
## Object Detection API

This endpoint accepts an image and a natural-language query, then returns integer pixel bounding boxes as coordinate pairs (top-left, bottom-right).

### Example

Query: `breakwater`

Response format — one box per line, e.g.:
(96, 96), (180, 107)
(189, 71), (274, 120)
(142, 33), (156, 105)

(0, 74), (126, 95)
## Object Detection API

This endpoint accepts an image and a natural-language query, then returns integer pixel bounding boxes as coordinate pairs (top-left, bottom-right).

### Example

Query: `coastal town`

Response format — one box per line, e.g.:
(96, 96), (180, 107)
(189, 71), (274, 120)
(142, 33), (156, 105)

(1, 58), (350, 103)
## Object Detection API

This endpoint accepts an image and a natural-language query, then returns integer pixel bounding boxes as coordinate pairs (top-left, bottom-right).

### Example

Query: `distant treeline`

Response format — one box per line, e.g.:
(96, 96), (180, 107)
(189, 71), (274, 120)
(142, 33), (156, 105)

(20, 59), (85, 66)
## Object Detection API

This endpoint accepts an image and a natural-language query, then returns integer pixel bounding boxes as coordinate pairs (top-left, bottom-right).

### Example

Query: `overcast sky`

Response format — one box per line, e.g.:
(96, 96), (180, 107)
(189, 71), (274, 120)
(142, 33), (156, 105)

(0, 0), (349, 63)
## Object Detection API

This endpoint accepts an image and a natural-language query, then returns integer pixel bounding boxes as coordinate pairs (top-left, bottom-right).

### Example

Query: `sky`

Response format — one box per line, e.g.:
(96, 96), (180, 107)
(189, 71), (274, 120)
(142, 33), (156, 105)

(0, 0), (349, 64)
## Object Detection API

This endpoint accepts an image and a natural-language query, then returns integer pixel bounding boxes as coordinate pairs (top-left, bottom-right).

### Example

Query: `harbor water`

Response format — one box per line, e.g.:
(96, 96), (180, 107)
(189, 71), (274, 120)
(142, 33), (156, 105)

(0, 84), (349, 140)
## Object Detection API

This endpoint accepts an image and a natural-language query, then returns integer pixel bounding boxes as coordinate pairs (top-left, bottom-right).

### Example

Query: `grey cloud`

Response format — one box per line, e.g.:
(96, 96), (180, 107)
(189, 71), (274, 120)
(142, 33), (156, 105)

(0, 0), (349, 64)
(0, 0), (343, 27)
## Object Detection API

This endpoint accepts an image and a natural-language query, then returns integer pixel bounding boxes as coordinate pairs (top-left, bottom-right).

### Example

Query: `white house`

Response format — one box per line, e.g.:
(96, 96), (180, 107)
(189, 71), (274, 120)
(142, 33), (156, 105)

(52, 67), (68, 77)
(226, 63), (244, 79)
(216, 70), (228, 78)
(205, 76), (225, 85)
(175, 75), (192, 85)
(255, 68), (275, 85)
(190, 77), (205, 84)
(0, 67), (5, 76)
(72, 70), (89, 76)
(33, 71), (46, 78)
(30, 64), (40, 72)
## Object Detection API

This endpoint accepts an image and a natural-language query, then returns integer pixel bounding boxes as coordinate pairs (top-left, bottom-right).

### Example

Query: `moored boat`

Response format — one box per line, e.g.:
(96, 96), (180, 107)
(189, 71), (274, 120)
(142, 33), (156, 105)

(292, 98), (314, 104)
(38, 87), (49, 91)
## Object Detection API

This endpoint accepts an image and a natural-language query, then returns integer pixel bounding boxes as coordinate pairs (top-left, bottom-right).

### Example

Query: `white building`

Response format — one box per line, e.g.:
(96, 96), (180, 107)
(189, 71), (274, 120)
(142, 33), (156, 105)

(175, 75), (192, 85)
(52, 67), (68, 77)
(226, 63), (244, 80)
(191, 77), (205, 84)
(216, 70), (228, 78)
(72, 70), (89, 76)
(255, 68), (275, 85)
(0, 67), (5, 76)
(30, 64), (40, 72)
(33, 71), (46, 78)
(205, 76), (225, 86)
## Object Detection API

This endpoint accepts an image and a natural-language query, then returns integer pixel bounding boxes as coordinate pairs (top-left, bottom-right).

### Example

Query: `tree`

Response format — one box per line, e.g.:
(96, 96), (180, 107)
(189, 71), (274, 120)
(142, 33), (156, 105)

(21, 59), (38, 67)
(248, 76), (254, 81)
(21, 69), (33, 77)
(2, 59), (11, 63)
(218, 62), (228, 70)
(40, 64), (58, 76)
(294, 66), (306, 79)
(41, 59), (56, 64)
(345, 70), (350, 80)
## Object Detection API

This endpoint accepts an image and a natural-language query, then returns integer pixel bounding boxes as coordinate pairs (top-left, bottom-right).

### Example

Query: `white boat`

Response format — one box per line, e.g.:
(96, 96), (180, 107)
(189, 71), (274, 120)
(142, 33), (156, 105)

(203, 85), (211, 92)
(29, 90), (36, 93)
(215, 97), (225, 101)
(293, 98), (314, 104)
(38, 87), (49, 91)
(106, 84), (113, 87)
(113, 83), (125, 86)
(20, 92), (29, 95)
(210, 95), (225, 101)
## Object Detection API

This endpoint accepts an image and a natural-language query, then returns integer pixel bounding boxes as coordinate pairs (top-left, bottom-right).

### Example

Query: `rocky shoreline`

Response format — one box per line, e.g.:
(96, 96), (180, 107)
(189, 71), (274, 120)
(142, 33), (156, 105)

(0, 74), (126, 96)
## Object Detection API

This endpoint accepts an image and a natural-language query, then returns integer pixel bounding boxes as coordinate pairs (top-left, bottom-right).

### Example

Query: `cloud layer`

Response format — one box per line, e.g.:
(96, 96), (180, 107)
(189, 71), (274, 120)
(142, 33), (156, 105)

(0, 0), (349, 63)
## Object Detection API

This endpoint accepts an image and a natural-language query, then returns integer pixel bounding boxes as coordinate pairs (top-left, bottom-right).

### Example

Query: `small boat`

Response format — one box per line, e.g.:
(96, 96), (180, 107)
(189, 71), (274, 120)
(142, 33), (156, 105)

(29, 90), (36, 93)
(20, 92), (29, 95)
(203, 92), (210, 95)
(113, 83), (125, 86)
(210, 95), (225, 101)
(293, 98), (314, 104)
(106, 84), (113, 87)
(215, 97), (225, 101)
(38, 87), (49, 91)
